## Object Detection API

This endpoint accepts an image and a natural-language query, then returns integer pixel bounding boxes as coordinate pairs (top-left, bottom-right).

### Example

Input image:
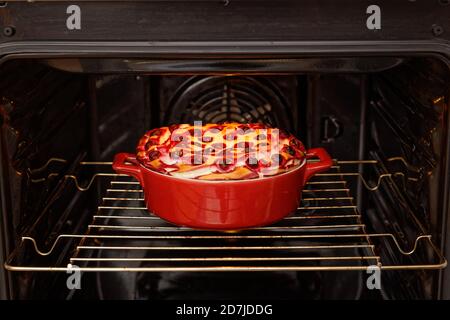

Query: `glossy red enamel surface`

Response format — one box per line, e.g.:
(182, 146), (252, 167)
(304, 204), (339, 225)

(113, 148), (332, 230)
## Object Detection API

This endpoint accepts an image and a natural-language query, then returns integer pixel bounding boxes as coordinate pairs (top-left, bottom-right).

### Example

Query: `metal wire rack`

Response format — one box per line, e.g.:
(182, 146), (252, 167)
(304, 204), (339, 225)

(4, 158), (447, 272)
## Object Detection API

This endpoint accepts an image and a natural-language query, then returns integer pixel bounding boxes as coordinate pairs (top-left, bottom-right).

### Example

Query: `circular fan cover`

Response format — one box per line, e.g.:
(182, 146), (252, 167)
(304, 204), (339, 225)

(165, 76), (292, 129)
(136, 123), (306, 180)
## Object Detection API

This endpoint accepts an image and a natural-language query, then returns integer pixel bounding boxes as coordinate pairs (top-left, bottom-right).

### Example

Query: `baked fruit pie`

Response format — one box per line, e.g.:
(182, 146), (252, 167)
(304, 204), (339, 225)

(136, 123), (306, 180)
(114, 123), (332, 229)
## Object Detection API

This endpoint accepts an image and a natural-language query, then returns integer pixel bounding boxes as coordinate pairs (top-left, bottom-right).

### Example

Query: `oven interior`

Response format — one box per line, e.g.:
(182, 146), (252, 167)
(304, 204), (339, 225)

(0, 56), (449, 300)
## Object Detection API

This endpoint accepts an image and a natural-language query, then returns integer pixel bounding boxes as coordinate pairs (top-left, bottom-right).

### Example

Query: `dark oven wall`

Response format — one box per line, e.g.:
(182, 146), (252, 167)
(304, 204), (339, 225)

(0, 62), (153, 298)
(306, 58), (450, 299)
(0, 60), (92, 298)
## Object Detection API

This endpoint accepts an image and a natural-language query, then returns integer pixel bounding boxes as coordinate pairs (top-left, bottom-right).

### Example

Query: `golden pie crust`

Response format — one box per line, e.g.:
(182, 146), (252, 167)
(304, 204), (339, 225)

(136, 123), (306, 180)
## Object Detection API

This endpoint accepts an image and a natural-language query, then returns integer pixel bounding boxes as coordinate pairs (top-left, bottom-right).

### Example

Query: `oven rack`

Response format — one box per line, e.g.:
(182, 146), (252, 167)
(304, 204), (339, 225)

(25, 157), (420, 193)
(5, 158), (447, 272)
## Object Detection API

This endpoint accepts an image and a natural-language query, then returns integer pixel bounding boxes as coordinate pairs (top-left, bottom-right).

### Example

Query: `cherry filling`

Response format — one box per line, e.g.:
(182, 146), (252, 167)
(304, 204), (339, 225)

(203, 147), (214, 156)
(149, 128), (161, 137)
(216, 163), (234, 173)
(245, 158), (259, 170)
(191, 153), (204, 165)
(169, 124), (179, 132)
(210, 125), (225, 131)
(224, 132), (236, 141)
(148, 150), (161, 161)
(235, 141), (254, 153)
(279, 129), (290, 140)
(173, 135), (184, 142)
(171, 149), (183, 158)
(259, 158), (271, 168)
(285, 146), (296, 156)
(256, 134), (267, 140)
(212, 142), (227, 150)
(137, 123), (306, 180)
(145, 141), (154, 150)
(238, 124), (250, 131)
(271, 154), (285, 167)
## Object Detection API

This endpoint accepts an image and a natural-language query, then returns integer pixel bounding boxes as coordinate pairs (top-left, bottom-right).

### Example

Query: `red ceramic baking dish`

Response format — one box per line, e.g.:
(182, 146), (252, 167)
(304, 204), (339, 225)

(113, 148), (332, 230)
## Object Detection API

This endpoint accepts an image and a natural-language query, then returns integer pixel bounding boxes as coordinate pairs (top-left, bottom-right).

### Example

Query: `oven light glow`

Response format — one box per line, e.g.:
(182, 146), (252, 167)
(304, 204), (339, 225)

(433, 96), (445, 104)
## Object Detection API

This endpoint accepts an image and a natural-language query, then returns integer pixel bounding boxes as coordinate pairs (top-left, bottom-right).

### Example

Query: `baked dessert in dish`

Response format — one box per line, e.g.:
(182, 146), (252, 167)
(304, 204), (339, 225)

(115, 123), (331, 228)
(136, 123), (306, 180)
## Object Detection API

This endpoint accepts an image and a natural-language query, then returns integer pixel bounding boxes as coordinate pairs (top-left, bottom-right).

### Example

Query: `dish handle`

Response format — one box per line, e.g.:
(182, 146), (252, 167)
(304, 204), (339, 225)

(112, 153), (143, 185)
(303, 148), (333, 184)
